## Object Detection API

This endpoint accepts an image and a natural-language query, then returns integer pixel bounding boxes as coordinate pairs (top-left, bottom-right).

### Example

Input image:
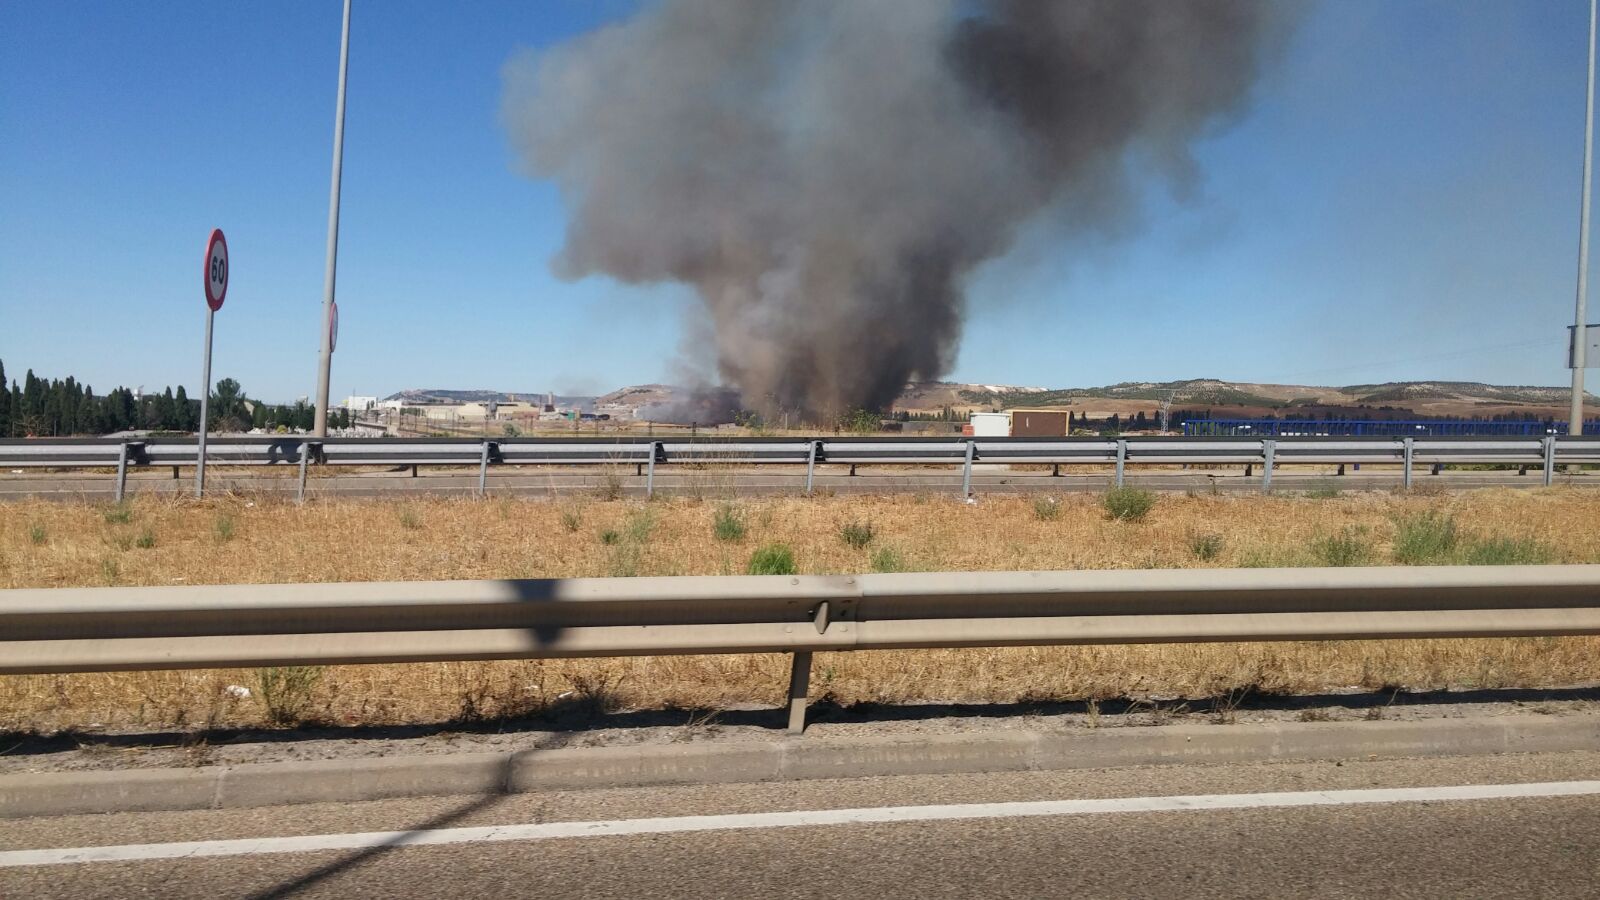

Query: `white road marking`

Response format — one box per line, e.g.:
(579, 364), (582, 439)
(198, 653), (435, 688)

(5, 780), (1599, 868)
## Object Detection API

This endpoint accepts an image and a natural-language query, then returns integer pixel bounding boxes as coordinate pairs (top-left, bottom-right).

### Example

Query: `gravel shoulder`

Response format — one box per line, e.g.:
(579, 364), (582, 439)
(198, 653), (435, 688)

(5, 686), (1595, 776)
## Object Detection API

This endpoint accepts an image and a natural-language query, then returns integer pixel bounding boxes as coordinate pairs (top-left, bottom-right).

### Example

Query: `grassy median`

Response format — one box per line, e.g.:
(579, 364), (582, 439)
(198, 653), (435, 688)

(2, 487), (1599, 732)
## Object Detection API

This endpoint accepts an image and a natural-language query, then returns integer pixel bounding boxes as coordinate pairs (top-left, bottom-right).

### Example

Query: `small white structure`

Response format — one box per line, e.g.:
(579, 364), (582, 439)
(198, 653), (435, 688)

(969, 412), (1010, 437)
(343, 395), (378, 411)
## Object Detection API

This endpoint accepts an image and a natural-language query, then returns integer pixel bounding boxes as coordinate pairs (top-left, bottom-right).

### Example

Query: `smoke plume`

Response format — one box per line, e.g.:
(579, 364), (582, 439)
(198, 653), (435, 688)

(503, 1), (1294, 421)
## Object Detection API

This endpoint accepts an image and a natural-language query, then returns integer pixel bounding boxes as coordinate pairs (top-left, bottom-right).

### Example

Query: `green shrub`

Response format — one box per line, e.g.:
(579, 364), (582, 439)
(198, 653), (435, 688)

(1103, 487), (1156, 522)
(1032, 495), (1061, 521)
(1312, 528), (1374, 567)
(1392, 511), (1458, 565)
(214, 515), (235, 543)
(1188, 532), (1224, 562)
(103, 504), (132, 525)
(870, 547), (907, 573)
(838, 521), (875, 549)
(748, 543), (797, 575)
(255, 666), (324, 726)
(398, 508), (421, 530)
(134, 527), (156, 550)
(624, 508), (656, 543)
(1462, 536), (1554, 566)
(599, 529), (621, 546)
(560, 509), (582, 533)
(712, 504), (746, 542)
(28, 524), (46, 545)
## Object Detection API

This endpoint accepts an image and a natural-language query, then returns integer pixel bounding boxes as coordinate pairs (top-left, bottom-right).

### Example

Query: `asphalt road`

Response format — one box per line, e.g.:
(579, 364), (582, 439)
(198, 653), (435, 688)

(1, 466), (1590, 500)
(5, 751), (1599, 898)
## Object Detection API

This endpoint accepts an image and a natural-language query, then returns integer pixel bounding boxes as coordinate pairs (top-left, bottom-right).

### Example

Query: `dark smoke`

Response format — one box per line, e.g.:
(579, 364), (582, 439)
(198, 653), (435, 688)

(503, 1), (1295, 422)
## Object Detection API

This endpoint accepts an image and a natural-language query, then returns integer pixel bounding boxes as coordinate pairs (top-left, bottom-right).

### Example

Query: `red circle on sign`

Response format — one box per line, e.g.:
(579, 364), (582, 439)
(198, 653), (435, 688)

(204, 229), (229, 311)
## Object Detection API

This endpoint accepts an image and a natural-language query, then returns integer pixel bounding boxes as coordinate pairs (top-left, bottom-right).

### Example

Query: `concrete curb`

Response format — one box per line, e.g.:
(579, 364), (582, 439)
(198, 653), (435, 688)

(3, 714), (1597, 819)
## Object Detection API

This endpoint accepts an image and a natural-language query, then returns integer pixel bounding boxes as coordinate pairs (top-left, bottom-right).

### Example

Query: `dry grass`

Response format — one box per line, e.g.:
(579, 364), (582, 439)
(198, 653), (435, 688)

(3, 488), (1600, 732)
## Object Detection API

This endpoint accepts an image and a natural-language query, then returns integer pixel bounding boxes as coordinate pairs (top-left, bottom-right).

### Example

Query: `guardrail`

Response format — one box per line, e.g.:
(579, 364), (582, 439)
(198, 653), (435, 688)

(3, 434), (1599, 500)
(4, 565), (1600, 731)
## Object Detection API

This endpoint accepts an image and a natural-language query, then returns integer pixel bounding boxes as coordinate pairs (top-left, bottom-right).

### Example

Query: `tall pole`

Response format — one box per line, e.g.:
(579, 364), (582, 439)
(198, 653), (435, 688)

(1573, 0), (1596, 437)
(195, 308), (214, 498)
(314, 0), (352, 437)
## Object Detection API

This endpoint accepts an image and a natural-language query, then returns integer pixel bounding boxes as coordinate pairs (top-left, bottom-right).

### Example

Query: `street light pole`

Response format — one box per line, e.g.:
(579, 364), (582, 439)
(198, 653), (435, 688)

(1572, 0), (1596, 437)
(313, 0), (352, 438)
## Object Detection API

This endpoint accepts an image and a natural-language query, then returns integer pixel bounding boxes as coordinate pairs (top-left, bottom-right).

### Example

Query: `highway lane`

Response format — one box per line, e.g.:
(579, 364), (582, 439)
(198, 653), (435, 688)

(5, 751), (1599, 898)
(1, 466), (1590, 500)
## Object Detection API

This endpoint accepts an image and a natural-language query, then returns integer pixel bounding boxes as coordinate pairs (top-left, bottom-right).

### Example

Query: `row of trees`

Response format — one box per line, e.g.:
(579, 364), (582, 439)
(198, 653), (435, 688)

(0, 359), (352, 437)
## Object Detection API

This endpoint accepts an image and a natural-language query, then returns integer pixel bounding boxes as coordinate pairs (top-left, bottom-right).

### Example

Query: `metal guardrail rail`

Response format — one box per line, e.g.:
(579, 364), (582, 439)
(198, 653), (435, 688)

(2, 435), (1599, 500)
(4, 565), (1600, 731)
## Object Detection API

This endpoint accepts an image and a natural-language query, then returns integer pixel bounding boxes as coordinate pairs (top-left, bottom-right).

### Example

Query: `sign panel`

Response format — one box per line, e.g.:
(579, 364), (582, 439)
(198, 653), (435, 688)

(1570, 324), (1600, 369)
(204, 229), (229, 311)
(329, 302), (339, 353)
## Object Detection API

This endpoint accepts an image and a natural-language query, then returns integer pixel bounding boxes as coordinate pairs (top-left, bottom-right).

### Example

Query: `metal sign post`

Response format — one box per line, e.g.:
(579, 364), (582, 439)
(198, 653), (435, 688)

(197, 229), (229, 498)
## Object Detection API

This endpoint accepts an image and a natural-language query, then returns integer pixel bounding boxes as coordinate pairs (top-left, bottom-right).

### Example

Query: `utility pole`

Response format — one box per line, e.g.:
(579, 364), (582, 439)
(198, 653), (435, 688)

(1573, 0), (1596, 436)
(313, 0), (352, 437)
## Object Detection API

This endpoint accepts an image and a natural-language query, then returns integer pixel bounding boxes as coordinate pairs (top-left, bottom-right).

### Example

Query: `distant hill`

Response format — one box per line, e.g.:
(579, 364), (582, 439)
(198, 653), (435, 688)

(382, 379), (1593, 422)
(382, 388), (596, 409)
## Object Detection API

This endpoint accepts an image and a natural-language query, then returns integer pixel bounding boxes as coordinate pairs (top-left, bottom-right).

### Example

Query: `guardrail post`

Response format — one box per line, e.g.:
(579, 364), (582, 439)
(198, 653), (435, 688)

(296, 442), (310, 504)
(1403, 437), (1414, 490)
(1543, 435), (1556, 487)
(476, 441), (491, 497)
(961, 440), (975, 497)
(805, 441), (818, 494)
(786, 650), (813, 734)
(1114, 439), (1126, 487)
(1262, 440), (1275, 494)
(114, 442), (129, 503)
(646, 442), (661, 498)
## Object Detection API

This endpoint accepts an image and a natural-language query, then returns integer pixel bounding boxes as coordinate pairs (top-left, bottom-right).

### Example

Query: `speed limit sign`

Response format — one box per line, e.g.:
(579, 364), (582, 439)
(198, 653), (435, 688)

(204, 229), (228, 311)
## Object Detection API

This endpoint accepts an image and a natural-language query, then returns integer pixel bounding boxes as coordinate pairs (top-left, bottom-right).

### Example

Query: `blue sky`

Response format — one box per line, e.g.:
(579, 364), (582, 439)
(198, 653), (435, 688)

(1, 1), (1595, 403)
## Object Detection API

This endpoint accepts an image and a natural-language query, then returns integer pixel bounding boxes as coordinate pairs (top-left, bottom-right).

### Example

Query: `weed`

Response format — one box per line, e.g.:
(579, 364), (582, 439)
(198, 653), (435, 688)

(1304, 481), (1341, 500)
(1032, 495), (1061, 521)
(606, 543), (641, 577)
(255, 666), (324, 726)
(1103, 487), (1156, 522)
(557, 672), (623, 718)
(870, 546), (907, 573)
(103, 504), (132, 525)
(1462, 536), (1554, 566)
(599, 529), (621, 546)
(28, 524), (46, 545)
(624, 508), (656, 544)
(596, 468), (625, 501)
(560, 508), (582, 533)
(1084, 699), (1100, 729)
(838, 521), (875, 549)
(398, 508), (421, 530)
(1212, 686), (1251, 725)
(1311, 527), (1374, 567)
(111, 532), (134, 551)
(1392, 510), (1458, 564)
(1296, 708), (1332, 722)
(712, 504), (746, 542)
(748, 543), (797, 575)
(100, 557), (120, 585)
(134, 527), (156, 550)
(1187, 531), (1224, 562)
(213, 515), (235, 543)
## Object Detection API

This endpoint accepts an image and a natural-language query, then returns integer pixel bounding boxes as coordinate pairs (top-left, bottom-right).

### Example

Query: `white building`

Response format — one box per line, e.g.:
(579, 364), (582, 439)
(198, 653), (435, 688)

(343, 395), (378, 411)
